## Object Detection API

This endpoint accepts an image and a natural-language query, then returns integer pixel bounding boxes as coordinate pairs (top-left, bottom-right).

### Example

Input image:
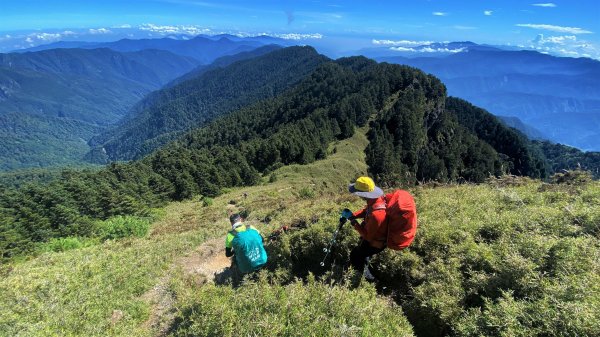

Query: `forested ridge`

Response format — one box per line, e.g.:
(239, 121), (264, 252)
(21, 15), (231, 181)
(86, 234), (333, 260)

(88, 46), (328, 162)
(0, 48), (590, 263)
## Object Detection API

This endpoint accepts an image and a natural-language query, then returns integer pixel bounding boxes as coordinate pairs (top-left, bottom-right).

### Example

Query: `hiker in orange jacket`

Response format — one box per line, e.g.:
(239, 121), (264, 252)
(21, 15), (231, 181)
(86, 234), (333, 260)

(342, 176), (388, 280)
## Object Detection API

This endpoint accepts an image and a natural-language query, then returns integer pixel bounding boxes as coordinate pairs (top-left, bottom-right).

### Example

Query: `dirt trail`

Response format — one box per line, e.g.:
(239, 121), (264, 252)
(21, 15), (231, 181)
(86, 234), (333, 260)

(142, 237), (232, 336)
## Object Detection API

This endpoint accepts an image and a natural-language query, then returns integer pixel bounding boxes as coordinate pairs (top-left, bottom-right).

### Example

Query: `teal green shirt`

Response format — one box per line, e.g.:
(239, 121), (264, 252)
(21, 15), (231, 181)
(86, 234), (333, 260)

(225, 223), (259, 248)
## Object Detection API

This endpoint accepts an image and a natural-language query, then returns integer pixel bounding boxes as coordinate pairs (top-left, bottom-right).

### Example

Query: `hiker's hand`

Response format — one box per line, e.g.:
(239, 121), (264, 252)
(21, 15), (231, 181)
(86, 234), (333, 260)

(341, 208), (353, 220)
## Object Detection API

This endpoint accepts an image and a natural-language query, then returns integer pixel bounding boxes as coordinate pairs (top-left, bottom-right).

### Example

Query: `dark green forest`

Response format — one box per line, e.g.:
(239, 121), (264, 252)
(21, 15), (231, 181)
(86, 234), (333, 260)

(0, 49), (595, 263)
(89, 46), (328, 162)
(536, 141), (600, 178)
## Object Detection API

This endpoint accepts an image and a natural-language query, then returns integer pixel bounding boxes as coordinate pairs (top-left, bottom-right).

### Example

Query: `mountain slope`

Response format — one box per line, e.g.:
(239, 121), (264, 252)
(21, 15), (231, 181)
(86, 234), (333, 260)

(0, 52), (555, 261)
(0, 48), (200, 170)
(166, 44), (283, 87)
(378, 49), (600, 150)
(1, 126), (598, 336)
(88, 46), (328, 162)
(498, 115), (548, 140)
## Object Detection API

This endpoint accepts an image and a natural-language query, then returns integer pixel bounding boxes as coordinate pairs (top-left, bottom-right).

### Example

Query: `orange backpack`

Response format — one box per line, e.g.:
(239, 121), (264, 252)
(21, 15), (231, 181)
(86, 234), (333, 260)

(383, 190), (418, 250)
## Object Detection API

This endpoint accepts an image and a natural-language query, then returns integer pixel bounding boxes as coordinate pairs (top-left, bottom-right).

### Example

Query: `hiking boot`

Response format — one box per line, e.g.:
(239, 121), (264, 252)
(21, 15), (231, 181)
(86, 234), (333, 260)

(363, 266), (376, 282)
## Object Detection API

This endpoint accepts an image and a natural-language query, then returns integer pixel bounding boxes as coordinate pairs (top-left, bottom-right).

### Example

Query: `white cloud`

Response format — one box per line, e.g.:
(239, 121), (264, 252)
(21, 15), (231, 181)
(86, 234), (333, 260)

(25, 37), (33, 43)
(516, 24), (592, 34)
(372, 39), (433, 46)
(224, 31), (323, 40)
(271, 33), (323, 40)
(422, 47), (465, 53)
(138, 24), (212, 35)
(534, 34), (577, 44)
(32, 33), (62, 41)
(532, 3), (557, 7)
(432, 12), (448, 16)
(484, 10), (493, 16)
(390, 46), (466, 53)
(113, 24), (132, 29)
(530, 33), (600, 59)
(88, 28), (112, 34)
(390, 46), (415, 52)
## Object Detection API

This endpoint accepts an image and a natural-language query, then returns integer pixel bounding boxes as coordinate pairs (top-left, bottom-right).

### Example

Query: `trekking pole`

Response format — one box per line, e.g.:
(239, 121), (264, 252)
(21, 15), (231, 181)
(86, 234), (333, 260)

(320, 216), (347, 267)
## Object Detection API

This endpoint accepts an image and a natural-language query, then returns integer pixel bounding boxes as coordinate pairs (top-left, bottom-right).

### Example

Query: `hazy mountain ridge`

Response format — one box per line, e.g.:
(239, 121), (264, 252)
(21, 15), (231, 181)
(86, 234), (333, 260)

(0, 47), (201, 170)
(377, 47), (600, 151)
(18, 35), (288, 64)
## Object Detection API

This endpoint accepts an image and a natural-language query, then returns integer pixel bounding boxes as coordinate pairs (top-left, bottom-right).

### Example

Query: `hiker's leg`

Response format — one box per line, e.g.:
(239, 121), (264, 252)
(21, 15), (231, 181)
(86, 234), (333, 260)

(350, 240), (371, 273)
(350, 240), (384, 274)
(230, 260), (242, 287)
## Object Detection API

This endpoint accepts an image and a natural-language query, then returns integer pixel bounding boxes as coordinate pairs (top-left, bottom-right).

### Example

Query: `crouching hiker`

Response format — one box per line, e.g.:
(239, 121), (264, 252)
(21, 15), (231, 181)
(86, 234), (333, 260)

(341, 176), (417, 282)
(225, 213), (268, 285)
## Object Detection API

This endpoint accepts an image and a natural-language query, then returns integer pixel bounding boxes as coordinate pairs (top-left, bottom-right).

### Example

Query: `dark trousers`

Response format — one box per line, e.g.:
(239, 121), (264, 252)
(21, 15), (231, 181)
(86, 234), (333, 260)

(350, 240), (385, 274)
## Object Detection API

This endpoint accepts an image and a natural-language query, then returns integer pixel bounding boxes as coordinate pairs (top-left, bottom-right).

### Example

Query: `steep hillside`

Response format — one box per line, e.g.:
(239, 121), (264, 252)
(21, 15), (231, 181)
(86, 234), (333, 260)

(88, 46), (328, 162)
(0, 48), (200, 170)
(1, 128), (598, 336)
(378, 49), (600, 151)
(166, 44), (282, 87)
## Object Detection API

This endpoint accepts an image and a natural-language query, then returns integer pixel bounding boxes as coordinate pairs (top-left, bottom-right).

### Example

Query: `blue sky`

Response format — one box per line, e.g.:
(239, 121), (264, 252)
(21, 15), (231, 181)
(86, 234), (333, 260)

(1, 0), (599, 58)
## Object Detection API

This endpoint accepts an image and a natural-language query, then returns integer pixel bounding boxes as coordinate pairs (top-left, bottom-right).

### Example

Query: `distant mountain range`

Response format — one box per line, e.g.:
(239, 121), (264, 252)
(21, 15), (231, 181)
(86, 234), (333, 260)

(374, 43), (600, 151)
(0, 36), (283, 170)
(18, 34), (292, 64)
(1, 36), (599, 172)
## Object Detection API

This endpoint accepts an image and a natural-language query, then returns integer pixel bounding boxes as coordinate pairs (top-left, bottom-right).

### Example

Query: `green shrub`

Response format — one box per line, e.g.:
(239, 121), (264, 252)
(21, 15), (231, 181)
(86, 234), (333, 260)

(266, 215), (357, 279)
(297, 186), (315, 199)
(97, 216), (150, 241)
(169, 276), (414, 337)
(551, 169), (593, 185)
(40, 237), (84, 252)
(201, 196), (213, 207)
(266, 182), (600, 337)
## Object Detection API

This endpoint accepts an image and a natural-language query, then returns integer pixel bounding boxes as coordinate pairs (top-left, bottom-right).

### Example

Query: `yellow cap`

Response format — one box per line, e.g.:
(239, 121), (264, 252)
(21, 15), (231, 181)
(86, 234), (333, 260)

(354, 176), (375, 192)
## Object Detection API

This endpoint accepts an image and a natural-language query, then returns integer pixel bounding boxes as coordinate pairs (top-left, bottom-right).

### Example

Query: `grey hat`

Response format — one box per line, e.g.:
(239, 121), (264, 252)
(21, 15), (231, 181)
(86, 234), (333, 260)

(348, 184), (384, 198)
(348, 176), (384, 199)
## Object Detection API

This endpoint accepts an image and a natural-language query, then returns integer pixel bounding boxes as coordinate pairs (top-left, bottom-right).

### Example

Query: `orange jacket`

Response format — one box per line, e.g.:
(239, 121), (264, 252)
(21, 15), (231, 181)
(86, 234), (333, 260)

(352, 196), (388, 249)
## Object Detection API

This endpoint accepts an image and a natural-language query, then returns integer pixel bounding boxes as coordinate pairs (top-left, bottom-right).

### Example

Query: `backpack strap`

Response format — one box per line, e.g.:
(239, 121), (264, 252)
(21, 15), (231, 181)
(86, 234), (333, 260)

(372, 203), (386, 211)
(229, 230), (238, 237)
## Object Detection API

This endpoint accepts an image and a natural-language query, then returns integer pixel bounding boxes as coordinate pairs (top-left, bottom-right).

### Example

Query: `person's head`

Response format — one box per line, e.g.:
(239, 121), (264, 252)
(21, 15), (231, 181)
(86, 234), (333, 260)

(348, 176), (383, 200)
(229, 213), (243, 228)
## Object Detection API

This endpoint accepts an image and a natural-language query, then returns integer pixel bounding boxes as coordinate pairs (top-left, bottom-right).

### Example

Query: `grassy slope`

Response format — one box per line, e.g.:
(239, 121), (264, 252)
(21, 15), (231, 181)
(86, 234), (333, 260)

(1, 127), (599, 336)
(0, 129), (376, 336)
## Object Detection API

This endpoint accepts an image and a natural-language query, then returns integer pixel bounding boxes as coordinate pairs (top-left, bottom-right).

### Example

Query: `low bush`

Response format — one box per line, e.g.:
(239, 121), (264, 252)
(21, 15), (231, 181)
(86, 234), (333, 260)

(39, 237), (85, 252)
(97, 216), (150, 241)
(551, 169), (593, 185)
(201, 196), (213, 207)
(169, 275), (414, 337)
(297, 186), (316, 199)
(265, 181), (600, 337)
